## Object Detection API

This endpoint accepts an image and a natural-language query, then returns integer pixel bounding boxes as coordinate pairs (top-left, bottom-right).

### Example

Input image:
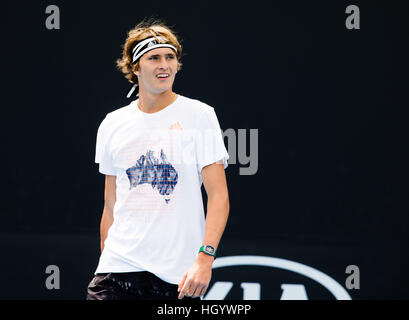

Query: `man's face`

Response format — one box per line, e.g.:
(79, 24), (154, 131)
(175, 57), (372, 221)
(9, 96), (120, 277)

(134, 47), (178, 95)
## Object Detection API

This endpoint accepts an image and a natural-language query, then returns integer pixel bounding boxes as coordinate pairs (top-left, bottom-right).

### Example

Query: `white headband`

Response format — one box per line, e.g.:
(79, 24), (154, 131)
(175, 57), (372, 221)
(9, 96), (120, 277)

(132, 36), (178, 63)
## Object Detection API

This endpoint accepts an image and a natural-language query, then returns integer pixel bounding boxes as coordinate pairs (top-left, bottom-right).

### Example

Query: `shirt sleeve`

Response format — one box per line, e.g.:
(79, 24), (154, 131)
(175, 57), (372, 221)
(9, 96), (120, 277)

(95, 117), (116, 176)
(195, 107), (229, 176)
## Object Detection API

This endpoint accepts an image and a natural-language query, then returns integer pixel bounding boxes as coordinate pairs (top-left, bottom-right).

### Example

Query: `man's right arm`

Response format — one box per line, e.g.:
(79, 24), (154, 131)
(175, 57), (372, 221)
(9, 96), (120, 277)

(100, 175), (116, 253)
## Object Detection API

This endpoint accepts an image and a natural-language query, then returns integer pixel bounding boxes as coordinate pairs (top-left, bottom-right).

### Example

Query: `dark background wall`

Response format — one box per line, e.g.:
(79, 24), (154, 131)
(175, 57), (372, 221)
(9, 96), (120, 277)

(1, 0), (408, 299)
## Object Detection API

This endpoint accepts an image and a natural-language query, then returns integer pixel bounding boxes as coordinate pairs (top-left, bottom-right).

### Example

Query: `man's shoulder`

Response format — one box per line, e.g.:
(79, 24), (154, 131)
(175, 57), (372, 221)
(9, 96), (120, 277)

(105, 101), (136, 121)
(96, 101), (135, 137)
(178, 94), (214, 115)
(97, 101), (135, 130)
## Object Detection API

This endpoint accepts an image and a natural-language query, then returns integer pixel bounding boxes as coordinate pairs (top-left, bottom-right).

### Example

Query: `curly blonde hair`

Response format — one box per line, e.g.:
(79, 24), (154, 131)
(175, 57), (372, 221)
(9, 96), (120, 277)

(116, 18), (183, 85)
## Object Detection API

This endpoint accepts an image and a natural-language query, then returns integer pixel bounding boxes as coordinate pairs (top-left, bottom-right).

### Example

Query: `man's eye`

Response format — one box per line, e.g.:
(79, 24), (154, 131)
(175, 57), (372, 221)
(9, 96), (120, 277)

(148, 55), (175, 60)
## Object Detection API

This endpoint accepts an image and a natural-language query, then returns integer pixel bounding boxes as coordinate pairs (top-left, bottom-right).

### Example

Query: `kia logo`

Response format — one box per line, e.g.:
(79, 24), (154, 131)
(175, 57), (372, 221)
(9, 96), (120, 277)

(203, 256), (352, 300)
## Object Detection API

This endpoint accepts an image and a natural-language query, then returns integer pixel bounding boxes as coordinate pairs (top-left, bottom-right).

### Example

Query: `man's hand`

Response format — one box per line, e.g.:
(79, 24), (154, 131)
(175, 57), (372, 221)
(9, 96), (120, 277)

(178, 254), (214, 299)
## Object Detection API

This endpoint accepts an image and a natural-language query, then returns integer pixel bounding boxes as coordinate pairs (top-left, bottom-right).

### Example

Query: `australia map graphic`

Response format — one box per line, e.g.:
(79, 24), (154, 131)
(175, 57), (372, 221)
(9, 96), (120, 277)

(126, 149), (178, 203)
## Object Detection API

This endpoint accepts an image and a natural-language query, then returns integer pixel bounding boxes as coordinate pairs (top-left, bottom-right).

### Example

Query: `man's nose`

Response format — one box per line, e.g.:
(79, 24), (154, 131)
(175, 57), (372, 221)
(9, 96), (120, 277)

(158, 57), (169, 70)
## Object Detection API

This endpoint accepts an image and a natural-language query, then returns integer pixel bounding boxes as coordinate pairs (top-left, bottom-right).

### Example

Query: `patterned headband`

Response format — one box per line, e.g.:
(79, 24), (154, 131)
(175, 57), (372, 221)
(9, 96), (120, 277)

(132, 36), (178, 64)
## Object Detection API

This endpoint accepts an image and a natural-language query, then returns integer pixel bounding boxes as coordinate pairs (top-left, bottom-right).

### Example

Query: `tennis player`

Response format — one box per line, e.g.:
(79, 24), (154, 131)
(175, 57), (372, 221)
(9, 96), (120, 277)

(86, 19), (230, 300)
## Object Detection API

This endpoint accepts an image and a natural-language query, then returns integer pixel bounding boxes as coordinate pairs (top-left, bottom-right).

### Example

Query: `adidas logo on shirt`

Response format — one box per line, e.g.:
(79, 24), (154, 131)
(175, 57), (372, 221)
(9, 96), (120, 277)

(169, 121), (183, 130)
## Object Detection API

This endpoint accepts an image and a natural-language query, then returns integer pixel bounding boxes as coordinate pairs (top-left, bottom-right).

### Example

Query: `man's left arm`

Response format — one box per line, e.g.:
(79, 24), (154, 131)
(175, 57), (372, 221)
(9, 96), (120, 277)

(178, 161), (229, 299)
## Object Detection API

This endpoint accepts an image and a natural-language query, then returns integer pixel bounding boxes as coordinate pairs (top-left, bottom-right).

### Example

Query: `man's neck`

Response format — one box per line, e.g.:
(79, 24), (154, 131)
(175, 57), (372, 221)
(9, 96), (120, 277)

(138, 90), (177, 114)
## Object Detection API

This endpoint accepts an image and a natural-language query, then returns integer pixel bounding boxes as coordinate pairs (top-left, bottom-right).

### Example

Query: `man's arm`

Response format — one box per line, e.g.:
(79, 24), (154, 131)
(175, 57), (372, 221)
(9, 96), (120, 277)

(199, 160), (230, 258)
(178, 161), (229, 299)
(100, 175), (116, 253)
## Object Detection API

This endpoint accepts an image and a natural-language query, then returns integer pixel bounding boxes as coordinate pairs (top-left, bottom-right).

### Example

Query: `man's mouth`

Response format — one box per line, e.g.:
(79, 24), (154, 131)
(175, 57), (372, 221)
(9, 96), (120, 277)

(156, 73), (170, 79)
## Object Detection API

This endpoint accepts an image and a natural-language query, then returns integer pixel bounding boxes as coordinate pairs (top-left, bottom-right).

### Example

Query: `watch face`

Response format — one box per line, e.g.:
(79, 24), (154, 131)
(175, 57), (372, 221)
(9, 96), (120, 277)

(205, 245), (214, 254)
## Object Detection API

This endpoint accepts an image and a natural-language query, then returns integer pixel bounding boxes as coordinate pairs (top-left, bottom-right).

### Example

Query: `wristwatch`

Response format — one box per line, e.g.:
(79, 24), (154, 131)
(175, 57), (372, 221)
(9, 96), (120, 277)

(199, 245), (217, 259)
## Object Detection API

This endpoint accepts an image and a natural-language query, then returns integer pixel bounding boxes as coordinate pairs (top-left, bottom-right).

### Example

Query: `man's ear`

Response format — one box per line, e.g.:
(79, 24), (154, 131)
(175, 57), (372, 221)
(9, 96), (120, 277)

(132, 64), (140, 76)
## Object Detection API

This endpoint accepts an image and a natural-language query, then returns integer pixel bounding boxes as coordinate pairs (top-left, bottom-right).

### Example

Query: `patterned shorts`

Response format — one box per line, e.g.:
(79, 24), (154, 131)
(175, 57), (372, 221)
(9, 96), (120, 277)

(86, 271), (201, 300)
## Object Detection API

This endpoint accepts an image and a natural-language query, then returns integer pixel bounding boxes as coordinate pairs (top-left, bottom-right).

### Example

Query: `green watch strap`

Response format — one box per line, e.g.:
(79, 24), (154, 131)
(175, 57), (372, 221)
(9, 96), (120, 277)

(199, 245), (217, 258)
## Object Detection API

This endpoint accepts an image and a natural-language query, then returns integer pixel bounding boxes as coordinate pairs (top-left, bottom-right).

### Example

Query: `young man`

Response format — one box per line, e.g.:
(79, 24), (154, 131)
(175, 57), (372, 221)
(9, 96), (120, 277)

(86, 20), (230, 300)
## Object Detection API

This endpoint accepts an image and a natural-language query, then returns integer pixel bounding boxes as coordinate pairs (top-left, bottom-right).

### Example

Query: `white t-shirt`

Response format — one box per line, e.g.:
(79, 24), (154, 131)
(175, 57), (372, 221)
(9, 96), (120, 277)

(94, 94), (229, 284)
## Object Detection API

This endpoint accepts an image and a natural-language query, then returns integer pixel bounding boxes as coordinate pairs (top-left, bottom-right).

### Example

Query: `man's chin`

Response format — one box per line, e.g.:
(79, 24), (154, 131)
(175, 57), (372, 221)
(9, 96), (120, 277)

(154, 87), (173, 95)
(141, 84), (174, 96)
